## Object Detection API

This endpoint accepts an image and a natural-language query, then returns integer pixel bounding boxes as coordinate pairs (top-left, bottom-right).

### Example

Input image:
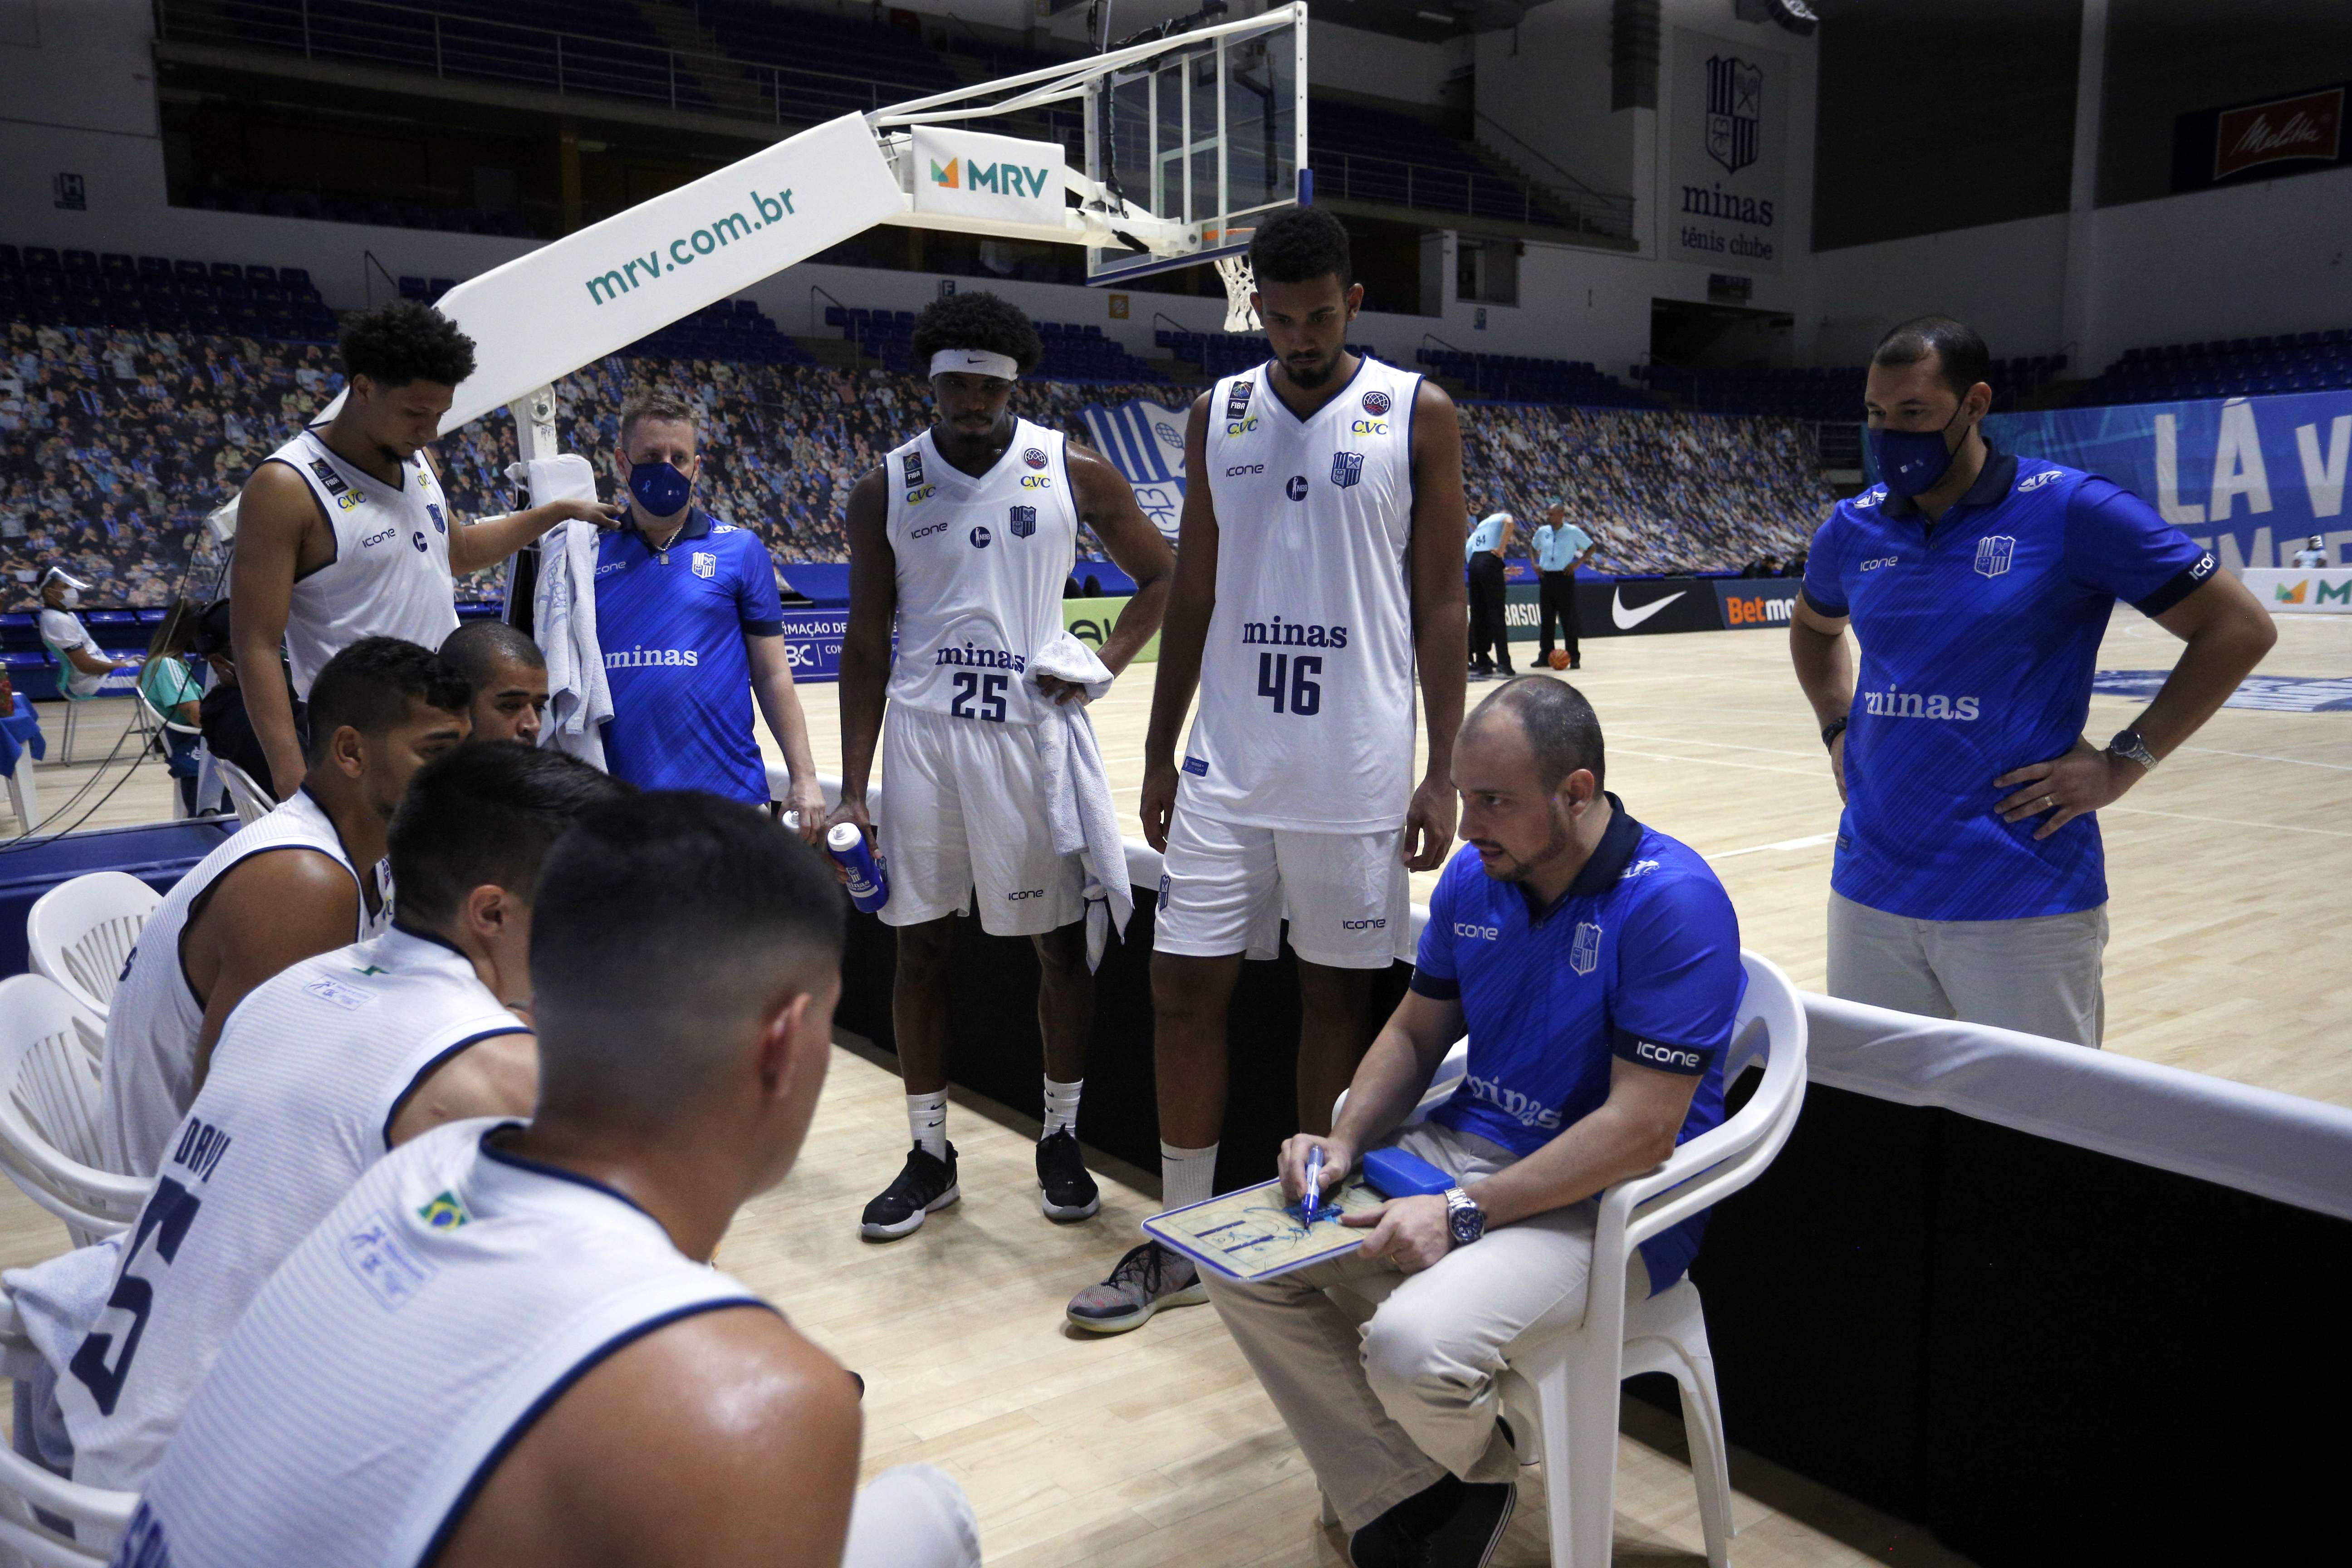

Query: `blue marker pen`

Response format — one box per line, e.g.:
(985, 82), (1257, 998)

(1302, 1147), (1325, 1225)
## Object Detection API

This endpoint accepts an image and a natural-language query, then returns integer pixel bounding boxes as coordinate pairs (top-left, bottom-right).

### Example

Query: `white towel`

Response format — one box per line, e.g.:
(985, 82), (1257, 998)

(3, 1233), (125, 1385)
(510, 456), (612, 769)
(1027, 632), (1131, 971)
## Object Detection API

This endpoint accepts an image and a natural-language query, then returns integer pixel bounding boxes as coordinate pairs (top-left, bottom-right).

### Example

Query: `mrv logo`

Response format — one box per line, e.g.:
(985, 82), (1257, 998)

(583, 189), (795, 304)
(930, 157), (1055, 199)
(1461, 1072), (1563, 1131)
(1240, 616), (1349, 649)
(1861, 684), (1980, 721)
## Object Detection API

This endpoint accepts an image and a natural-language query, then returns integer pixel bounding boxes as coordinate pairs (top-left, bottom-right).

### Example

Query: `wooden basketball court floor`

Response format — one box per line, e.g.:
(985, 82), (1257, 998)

(2, 609), (2343, 1564)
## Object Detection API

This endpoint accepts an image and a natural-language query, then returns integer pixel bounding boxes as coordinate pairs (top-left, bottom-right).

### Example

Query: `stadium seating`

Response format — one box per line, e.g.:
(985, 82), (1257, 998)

(0, 242), (339, 341)
(1636, 358), (2066, 420)
(2076, 331), (2352, 407)
(1419, 348), (1659, 410)
(1153, 329), (1377, 381)
(1308, 101), (1573, 230)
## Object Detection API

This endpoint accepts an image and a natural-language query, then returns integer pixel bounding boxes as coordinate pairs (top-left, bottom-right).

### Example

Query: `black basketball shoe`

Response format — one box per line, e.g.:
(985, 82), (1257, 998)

(1036, 1128), (1102, 1222)
(858, 1142), (959, 1240)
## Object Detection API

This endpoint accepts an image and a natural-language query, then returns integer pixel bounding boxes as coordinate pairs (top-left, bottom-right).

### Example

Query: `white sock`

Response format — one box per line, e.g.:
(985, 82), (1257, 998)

(1160, 1141), (1219, 1210)
(1042, 1076), (1083, 1139)
(906, 1090), (947, 1161)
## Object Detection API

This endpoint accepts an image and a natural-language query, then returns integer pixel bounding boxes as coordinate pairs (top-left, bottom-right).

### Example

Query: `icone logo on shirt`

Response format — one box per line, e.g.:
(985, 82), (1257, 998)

(1225, 463), (1264, 476)
(1341, 917), (1387, 930)
(360, 524), (397, 549)
(595, 560), (626, 578)
(1860, 555), (1898, 572)
(1635, 1041), (1706, 1071)
(1452, 921), (1499, 940)
(910, 518), (951, 539)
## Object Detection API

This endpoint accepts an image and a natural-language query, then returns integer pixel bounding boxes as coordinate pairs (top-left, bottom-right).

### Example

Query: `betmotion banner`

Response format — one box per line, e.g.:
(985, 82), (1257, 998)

(1987, 391), (2352, 570)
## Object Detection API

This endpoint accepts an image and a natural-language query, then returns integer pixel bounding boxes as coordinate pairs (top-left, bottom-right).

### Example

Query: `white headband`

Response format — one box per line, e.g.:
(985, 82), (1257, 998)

(930, 349), (1020, 382)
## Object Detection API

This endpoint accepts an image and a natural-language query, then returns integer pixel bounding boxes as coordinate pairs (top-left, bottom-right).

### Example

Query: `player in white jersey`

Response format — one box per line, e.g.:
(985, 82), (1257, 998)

(832, 292), (1172, 1240)
(119, 794), (978, 1568)
(231, 301), (621, 797)
(1069, 206), (1468, 1333)
(41, 744), (622, 1500)
(99, 637), (474, 1177)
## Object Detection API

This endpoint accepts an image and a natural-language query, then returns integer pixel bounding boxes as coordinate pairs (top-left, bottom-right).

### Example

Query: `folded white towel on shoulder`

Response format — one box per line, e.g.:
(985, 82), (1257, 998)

(1027, 632), (1130, 971)
(509, 456), (611, 770)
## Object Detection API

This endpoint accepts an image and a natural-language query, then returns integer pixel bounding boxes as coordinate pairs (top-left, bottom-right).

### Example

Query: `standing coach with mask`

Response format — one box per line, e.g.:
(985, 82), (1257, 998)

(1788, 315), (2275, 1046)
(594, 388), (826, 837)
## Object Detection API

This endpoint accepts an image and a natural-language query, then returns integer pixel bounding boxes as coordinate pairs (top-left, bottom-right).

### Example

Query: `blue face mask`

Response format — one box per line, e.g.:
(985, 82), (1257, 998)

(1868, 406), (1968, 499)
(626, 458), (693, 518)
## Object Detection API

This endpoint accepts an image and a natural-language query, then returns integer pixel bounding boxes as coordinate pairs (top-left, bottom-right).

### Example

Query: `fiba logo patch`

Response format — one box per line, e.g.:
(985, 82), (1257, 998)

(1024, 447), (1048, 470)
(1705, 55), (1762, 175)
(970, 526), (993, 549)
(1330, 452), (1364, 489)
(1362, 389), (1392, 416)
(1974, 535), (2016, 578)
(1285, 475), (1308, 501)
(901, 452), (925, 487)
(1009, 505), (1036, 539)
(1570, 920), (1602, 976)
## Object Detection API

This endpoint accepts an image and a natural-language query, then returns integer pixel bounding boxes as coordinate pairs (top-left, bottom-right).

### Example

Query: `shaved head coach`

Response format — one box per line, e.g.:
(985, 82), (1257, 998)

(1788, 315), (2277, 1046)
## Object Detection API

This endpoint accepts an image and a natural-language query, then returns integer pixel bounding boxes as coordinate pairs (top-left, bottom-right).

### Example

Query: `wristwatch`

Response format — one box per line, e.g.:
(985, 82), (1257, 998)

(2106, 728), (2158, 770)
(1443, 1186), (1486, 1248)
(1821, 715), (1849, 750)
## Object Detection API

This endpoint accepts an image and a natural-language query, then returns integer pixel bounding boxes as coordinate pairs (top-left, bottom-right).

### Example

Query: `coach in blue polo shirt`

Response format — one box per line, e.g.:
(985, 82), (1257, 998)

(1208, 678), (1742, 1564)
(597, 387), (825, 835)
(1791, 315), (2275, 1046)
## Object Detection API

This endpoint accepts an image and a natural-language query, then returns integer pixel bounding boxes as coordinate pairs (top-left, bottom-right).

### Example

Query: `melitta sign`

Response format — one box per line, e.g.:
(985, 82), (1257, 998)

(911, 126), (1067, 231)
(2172, 81), (2351, 194)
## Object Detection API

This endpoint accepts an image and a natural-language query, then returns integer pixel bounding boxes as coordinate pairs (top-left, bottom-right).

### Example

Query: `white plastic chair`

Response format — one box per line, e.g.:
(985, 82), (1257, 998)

(0, 975), (153, 1248)
(0, 1287), (139, 1565)
(1322, 951), (1808, 1567)
(210, 759), (274, 827)
(26, 874), (160, 1022)
(130, 689), (202, 822)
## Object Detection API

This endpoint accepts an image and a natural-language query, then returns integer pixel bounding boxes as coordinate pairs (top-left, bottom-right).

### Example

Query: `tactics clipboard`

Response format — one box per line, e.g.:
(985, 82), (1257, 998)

(1143, 1176), (1381, 1283)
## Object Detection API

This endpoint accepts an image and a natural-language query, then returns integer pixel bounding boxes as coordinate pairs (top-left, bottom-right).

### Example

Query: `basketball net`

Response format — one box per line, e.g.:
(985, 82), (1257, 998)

(1213, 254), (1260, 333)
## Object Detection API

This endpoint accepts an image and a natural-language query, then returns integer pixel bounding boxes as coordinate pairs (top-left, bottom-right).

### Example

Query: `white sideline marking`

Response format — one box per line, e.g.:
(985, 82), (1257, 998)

(1706, 832), (1837, 861)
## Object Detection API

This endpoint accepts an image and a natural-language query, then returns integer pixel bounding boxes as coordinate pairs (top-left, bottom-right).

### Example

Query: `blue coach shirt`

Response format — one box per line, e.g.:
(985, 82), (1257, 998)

(593, 508), (784, 804)
(1410, 798), (1744, 1292)
(1801, 446), (2214, 922)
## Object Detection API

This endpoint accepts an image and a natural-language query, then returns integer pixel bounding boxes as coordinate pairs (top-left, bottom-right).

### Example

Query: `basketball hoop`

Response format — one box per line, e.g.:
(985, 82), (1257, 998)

(1213, 253), (1260, 333)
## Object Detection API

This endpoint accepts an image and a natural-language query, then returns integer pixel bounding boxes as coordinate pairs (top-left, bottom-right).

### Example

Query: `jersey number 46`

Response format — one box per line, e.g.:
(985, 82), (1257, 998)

(1257, 653), (1322, 716)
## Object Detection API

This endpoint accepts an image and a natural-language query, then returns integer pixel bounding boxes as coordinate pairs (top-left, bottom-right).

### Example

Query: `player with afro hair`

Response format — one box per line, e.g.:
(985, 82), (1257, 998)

(338, 300), (479, 392)
(910, 289), (1045, 377)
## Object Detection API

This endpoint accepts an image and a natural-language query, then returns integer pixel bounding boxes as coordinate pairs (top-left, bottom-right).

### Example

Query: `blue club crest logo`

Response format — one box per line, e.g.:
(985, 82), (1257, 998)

(1705, 55), (1762, 176)
(426, 502), (446, 534)
(1974, 535), (2016, 578)
(970, 525), (993, 549)
(1009, 505), (1036, 539)
(1570, 921), (1602, 976)
(1330, 451), (1365, 489)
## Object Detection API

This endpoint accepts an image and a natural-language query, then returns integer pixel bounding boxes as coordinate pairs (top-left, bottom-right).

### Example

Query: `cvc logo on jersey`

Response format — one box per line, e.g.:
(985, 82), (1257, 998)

(1975, 535), (2017, 578)
(1570, 920), (1602, 975)
(1330, 452), (1365, 489)
(1009, 505), (1036, 539)
(970, 525), (993, 549)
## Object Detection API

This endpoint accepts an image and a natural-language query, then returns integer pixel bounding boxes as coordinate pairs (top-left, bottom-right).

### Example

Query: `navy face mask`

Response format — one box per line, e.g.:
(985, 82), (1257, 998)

(1868, 405), (1969, 499)
(626, 458), (693, 518)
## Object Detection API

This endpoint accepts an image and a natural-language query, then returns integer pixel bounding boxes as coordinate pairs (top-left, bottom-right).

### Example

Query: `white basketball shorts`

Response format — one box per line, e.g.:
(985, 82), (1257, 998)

(1152, 806), (1411, 970)
(877, 705), (1088, 937)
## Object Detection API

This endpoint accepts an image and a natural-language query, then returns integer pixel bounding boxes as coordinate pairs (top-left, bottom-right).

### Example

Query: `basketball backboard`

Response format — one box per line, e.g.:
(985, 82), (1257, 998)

(862, 3), (1306, 284)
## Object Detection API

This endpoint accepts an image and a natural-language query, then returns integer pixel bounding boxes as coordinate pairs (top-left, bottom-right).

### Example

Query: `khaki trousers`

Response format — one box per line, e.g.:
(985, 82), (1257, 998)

(1205, 1121), (1648, 1533)
(1827, 889), (2108, 1047)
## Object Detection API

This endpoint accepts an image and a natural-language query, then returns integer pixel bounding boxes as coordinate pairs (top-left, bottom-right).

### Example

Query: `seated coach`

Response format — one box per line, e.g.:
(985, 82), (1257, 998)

(1206, 678), (1744, 1568)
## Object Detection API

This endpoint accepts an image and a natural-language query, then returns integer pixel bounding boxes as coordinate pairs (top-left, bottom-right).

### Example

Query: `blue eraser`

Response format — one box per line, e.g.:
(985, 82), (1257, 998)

(1362, 1146), (1455, 1199)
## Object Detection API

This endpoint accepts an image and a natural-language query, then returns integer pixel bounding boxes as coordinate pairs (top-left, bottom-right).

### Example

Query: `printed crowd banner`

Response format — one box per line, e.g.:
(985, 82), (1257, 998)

(1985, 390), (2352, 570)
(1081, 399), (1191, 544)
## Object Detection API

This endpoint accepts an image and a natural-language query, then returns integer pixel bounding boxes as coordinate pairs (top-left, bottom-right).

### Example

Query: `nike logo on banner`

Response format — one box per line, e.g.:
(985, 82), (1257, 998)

(1611, 588), (1686, 630)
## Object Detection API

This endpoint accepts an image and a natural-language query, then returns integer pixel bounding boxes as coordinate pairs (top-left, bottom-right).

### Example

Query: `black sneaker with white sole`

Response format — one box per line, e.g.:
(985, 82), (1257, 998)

(1035, 1128), (1101, 1222)
(858, 1142), (959, 1240)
